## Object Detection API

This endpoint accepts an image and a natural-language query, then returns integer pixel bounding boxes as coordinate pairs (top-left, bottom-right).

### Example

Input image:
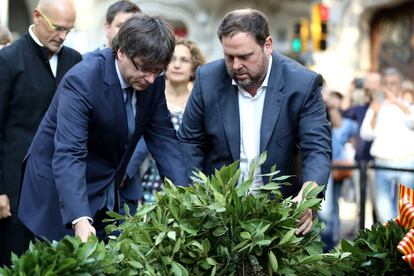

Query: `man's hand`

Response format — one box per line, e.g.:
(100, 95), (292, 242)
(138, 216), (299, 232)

(74, 218), (96, 242)
(0, 194), (11, 219)
(293, 181), (318, 235)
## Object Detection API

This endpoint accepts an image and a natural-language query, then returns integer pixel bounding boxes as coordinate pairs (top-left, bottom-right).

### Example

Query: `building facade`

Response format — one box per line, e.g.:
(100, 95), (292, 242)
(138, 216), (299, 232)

(2, 0), (413, 91)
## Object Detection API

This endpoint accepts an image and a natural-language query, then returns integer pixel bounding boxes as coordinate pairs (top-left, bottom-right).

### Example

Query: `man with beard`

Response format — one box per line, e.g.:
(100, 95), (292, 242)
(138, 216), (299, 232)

(18, 14), (188, 243)
(178, 9), (331, 235)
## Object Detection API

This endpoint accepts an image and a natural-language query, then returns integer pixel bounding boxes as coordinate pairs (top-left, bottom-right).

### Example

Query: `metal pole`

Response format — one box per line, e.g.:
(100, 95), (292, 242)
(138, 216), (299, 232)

(359, 161), (367, 229)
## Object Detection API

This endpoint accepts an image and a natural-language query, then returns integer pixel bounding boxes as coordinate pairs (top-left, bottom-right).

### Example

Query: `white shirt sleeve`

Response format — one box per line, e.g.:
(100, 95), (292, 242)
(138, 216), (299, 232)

(360, 108), (376, 141)
(403, 106), (414, 129)
(72, 216), (94, 227)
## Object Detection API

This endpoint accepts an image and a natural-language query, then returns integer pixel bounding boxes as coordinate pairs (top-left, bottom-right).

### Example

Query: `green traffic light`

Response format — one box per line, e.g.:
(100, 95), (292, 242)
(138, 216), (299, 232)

(292, 38), (302, 52)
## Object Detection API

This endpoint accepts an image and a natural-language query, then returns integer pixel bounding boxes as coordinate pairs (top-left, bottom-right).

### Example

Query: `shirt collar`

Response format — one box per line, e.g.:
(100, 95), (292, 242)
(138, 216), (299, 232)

(115, 59), (129, 90)
(28, 25), (62, 55)
(232, 54), (273, 90)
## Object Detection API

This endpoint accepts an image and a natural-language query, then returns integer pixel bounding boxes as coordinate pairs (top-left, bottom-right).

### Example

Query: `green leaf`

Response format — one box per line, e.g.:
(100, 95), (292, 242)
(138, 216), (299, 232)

(190, 241), (204, 252)
(167, 231), (177, 241)
(256, 239), (272, 246)
(278, 229), (296, 245)
(173, 238), (182, 254)
(232, 240), (250, 252)
(300, 254), (323, 264)
(272, 175), (293, 181)
(202, 239), (211, 254)
(236, 178), (252, 197)
(106, 210), (125, 220)
(268, 250), (278, 272)
(136, 203), (157, 217)
(207, 202), (226, 213)
(171, 261), (188, 276)
(206, 257), (217, 266)
(240, 231), (251, 239)
(155, 232), (166, 245)
(212, 227), (227, 237)
(127, 260), (144, 269)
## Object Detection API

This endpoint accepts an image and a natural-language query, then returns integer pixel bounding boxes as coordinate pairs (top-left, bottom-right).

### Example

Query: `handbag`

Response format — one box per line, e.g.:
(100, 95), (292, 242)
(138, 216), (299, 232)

(332, 160), (353, 181)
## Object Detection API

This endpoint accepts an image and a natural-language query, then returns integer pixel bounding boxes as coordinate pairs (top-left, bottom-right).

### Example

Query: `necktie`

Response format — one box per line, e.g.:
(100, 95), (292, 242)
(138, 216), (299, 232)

(105, 88), (135, 211)
(125, 87), (135, 139)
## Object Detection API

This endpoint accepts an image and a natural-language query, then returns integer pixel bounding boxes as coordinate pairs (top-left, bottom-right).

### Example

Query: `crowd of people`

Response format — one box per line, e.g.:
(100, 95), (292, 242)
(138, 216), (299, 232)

(0, 0), (410, 267)
(320, 68), (414, 251)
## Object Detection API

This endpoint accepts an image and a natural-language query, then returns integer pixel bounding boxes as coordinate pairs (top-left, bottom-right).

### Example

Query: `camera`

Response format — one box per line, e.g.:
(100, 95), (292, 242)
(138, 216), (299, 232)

(354, 78), (364, 89)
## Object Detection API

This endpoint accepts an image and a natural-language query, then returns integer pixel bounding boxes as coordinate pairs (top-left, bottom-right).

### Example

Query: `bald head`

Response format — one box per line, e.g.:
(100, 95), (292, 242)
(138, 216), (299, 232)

(33, 0), (76, 53)
(37, 0), (76, 16)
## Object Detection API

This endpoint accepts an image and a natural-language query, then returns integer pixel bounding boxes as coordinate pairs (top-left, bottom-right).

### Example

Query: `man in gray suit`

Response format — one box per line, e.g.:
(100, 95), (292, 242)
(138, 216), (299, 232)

(178, 9), (332, 235)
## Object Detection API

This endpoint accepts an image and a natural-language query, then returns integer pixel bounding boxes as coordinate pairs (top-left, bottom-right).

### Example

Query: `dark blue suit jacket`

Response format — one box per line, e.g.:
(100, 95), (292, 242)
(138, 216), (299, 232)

(178, 51), (332, 198)
(18, 49), (187, 241)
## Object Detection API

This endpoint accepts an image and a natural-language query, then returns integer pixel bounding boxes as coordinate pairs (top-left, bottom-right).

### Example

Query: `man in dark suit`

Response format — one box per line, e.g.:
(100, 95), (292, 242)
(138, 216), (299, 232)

(18, 14), (188, 242)
(178, 9), (331, 235)
(0, 0), (81, 265)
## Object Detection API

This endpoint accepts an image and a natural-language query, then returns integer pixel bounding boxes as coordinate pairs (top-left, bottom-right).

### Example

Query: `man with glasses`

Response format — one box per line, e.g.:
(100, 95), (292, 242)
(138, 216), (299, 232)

(0, 0), (81, 265)
(18, 14), (188, 243)
(83, 1), (142, 217)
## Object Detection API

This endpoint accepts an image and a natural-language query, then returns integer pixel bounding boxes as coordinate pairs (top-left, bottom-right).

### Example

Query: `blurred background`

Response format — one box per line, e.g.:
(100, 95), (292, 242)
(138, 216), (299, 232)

(1, 0), (413, 93)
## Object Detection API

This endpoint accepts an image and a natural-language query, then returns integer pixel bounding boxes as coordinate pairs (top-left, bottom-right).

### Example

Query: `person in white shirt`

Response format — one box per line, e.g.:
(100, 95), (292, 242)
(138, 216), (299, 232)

(178, 9), (331, 236)
(360, 67), (414, 223)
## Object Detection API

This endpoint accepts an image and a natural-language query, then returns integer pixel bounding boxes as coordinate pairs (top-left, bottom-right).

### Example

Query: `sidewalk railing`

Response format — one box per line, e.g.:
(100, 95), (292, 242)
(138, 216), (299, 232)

(332, 161), (414, 229)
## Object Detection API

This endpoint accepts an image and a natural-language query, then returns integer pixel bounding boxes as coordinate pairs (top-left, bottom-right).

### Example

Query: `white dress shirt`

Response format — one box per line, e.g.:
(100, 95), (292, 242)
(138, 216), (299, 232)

(360, 101), (414, 160)
(235, 55), (272, 189)
(28, 25), (59, 77)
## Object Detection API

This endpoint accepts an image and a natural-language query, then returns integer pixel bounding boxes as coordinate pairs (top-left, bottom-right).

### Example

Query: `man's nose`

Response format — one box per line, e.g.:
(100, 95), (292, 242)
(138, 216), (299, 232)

(57, 31), (67, 42)
(144, 73), (156, 84)
(232, 57), (243, 70)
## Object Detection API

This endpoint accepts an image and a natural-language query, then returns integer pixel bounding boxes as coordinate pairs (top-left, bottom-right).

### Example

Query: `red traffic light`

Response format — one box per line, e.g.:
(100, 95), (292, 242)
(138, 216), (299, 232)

(319, 4), (329, 21)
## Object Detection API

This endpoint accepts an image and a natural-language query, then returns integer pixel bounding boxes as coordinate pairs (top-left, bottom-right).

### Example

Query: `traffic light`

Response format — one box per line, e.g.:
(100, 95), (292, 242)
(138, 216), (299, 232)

(291, 18), (309, 53)
(311, 3), (329, 51)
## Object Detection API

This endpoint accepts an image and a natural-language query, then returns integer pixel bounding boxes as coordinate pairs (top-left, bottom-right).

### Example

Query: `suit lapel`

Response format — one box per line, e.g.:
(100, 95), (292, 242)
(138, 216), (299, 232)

(103, 51), (128, 150)
(260, 52), (285, 153)
(219, 79), (240, 161)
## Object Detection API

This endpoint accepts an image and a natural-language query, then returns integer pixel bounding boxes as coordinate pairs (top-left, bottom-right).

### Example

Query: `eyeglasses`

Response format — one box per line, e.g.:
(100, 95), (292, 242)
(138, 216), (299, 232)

(38, 9), (73, 34)
(129, 56), (165, 77)
(171, 56), (191, 64)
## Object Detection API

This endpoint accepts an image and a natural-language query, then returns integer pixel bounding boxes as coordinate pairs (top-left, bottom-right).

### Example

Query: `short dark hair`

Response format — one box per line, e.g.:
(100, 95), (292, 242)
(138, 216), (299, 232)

(112, 14), (175, 70)
(106, 0), (141, 25)
(217, 9), (269, 46)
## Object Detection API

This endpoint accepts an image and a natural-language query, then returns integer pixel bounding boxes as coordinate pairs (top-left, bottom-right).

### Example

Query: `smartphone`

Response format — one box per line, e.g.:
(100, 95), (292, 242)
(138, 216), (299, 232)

(354, 78), (364, 89)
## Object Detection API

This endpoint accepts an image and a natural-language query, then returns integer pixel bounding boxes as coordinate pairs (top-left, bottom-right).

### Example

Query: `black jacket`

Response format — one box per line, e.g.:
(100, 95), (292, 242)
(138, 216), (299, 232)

(0, 32), (82, 212)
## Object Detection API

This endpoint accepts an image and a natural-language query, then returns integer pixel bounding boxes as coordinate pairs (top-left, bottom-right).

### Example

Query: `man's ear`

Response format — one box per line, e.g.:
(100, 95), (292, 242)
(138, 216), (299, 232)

(104, 22), (111, 40)
(264, 36), (273, 55)
(33, 9), (41, 25)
